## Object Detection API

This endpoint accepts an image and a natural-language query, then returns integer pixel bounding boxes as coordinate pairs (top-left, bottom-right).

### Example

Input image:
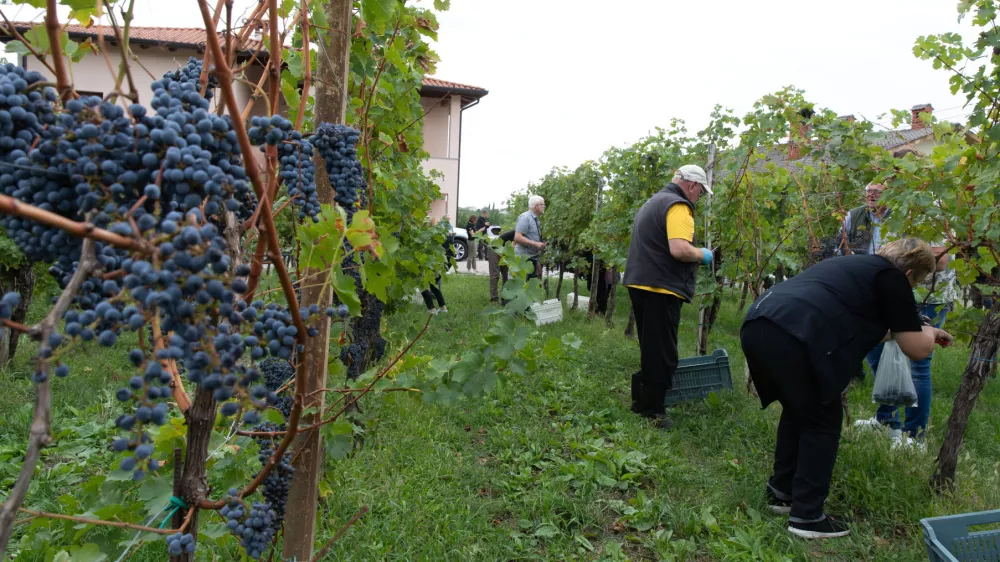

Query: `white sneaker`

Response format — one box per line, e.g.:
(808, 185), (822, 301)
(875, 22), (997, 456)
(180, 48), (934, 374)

(888, 428), (903, 442)
(891, 435), (928, 452)
(853, 417), (882, 429)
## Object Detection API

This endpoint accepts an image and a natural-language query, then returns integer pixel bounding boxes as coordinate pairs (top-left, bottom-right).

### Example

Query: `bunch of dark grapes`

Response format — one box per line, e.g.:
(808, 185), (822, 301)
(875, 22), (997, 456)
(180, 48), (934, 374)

(277, 134), (319, 221)
(247, 114), (292, 146)
(166, 57), (218, 101)
(311, 123), (365, 220)
(165, 532), (196, 556)
(220, 488), (278, 560)
(0, 292), (20, 320)
(339, 342), (363, 380)
(261, 357), (294, 419)
(251, 421), (294, 521)
(261, 357), (293, 390)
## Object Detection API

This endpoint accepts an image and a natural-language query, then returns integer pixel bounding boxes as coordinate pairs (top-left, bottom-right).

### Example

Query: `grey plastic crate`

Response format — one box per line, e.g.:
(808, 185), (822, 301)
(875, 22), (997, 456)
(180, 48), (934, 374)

(664, 349), (733, 406)
(921, 510), (1000, 561)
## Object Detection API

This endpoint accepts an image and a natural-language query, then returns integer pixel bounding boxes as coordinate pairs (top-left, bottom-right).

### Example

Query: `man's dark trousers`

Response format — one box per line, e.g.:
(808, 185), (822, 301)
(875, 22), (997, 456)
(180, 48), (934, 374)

(628, 287), (682, 415)
(487, 246), (508, 302)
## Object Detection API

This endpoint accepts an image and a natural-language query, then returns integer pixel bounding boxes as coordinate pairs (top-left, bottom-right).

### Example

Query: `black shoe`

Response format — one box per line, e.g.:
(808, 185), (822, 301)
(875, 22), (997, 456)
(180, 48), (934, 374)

(637, 411), (672, 429)
(788, 515), (850, 539)
(766, 488), (792, 515)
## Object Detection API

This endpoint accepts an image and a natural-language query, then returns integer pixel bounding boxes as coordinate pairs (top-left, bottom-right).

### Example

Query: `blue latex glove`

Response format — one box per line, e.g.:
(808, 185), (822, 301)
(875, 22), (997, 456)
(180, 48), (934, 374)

(700, 248), (714, 266)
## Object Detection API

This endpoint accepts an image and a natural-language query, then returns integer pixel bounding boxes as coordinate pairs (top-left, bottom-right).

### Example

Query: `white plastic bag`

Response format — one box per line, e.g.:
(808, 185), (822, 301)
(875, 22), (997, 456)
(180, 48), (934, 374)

(872, 340), (917, 407)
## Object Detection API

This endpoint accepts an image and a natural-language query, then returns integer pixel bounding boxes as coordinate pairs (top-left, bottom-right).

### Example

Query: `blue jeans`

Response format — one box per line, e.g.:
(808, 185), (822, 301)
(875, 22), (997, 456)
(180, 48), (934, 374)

(866, 303), (949, 440)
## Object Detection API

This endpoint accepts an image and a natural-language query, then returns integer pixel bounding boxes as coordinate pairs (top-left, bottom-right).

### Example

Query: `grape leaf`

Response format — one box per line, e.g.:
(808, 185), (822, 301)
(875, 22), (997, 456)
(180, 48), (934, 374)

(137, 476), (173, 519)
(199, 522), (231, 540)
(281, 69), (301, 115)
(298, 204), (346, 269)
(360, 259), (392, 301)
(69, 543), (108, 562)
(333, 270), (362, 316)
(450, 351), (483, 384)
(361, 0), (398, 25)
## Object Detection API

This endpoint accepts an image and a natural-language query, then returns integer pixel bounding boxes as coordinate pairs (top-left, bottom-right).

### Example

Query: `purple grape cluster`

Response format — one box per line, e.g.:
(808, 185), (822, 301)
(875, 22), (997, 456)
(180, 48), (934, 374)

(165, 532), (196, 556)
(220, 488), (278, 560)
(311, 123), (365, 219)
(251, 421), (294, 521)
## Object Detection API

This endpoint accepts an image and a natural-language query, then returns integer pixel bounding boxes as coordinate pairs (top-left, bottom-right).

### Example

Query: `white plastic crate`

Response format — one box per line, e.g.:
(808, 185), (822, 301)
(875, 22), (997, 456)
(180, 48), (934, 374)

(531, 299), (563, 326)
(563, 293), (590, 309)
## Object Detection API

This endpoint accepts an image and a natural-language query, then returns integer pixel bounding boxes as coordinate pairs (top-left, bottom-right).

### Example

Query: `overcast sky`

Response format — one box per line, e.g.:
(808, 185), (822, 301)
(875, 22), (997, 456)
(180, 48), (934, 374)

(3, 0), (978, 209)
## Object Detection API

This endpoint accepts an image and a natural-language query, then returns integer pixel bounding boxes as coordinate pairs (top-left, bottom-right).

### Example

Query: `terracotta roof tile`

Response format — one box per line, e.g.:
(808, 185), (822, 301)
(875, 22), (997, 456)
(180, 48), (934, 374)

(3, 21), (264, 53)
(2, 22), (485, 95)
(421, 77), (487, 93)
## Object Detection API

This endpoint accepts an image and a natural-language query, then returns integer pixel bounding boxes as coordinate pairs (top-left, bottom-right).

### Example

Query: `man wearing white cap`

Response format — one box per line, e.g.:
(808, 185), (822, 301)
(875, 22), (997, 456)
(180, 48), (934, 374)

(623, 164), (716, 428)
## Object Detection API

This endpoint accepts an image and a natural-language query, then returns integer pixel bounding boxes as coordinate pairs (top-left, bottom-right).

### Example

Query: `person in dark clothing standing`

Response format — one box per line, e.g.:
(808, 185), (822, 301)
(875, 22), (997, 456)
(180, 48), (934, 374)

(475, 209), (490, 260)
(464, 214), (479, 271)
(623, 165), (716, 429)
(487, 230), (513, 303)
(421, 218), (451, 314)
(741, 238), (953, 539)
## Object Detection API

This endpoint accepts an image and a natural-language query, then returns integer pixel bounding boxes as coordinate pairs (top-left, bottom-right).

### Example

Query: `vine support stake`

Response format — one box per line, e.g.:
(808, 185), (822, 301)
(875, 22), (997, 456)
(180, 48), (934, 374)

(282, 0), (352, 558)
(697, 143), (717, 356)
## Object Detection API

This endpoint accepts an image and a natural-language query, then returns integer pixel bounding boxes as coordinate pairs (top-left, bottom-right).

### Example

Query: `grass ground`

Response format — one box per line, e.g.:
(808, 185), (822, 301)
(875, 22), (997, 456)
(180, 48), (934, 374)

(1, 273), (999, 561)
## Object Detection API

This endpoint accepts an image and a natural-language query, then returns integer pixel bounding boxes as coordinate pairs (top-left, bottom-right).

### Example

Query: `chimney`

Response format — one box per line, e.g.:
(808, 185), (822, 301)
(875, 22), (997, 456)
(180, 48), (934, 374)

(788, 122), (810, 160)
(911, 104), (933, 130)
(251, 19), (268, 39)
(838, 114), (856, 123)
(788, 107), (814, 160)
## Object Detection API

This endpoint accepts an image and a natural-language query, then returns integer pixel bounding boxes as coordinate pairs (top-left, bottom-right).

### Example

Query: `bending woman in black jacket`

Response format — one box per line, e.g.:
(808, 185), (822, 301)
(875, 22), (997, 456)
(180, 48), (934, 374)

(740, 238), (953, 540)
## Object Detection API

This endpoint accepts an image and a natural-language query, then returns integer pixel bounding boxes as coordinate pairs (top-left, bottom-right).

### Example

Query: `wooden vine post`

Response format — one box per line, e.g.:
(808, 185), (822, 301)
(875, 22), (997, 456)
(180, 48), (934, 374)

(586, 182), (603, 319)
(283, 0), (352, 558)
(696, 144), (719, 355)
(933, 301), (1000, 491)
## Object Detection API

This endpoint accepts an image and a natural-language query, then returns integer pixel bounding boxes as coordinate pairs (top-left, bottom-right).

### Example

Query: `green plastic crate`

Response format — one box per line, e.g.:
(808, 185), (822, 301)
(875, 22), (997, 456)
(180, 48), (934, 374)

(664, 349), (733, 406)
(922, 510), (1000, 561)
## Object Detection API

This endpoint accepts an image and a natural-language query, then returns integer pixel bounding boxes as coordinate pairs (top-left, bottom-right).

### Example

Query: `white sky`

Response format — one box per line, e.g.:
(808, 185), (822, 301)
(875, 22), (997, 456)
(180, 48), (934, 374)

(3, 0), (978, 209)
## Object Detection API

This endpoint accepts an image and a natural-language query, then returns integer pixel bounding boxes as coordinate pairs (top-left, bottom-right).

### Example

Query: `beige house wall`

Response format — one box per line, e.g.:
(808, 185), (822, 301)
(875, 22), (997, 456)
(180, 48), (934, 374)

(419, 95), (463, 222)
(422, 157), (459, 222)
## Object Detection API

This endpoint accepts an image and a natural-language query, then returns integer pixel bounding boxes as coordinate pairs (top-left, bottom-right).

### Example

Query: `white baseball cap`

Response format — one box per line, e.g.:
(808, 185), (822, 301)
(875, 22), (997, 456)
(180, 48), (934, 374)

(676, 164), (713, 194)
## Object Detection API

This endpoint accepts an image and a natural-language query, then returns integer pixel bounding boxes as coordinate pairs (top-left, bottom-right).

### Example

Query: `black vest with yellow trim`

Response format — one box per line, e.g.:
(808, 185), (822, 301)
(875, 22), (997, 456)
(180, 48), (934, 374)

(622, 184), (698, 301)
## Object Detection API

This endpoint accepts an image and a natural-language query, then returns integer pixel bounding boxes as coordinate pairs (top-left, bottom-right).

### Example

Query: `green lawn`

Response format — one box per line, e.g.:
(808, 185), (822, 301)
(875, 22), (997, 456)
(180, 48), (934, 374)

(1, 273), (999, 561)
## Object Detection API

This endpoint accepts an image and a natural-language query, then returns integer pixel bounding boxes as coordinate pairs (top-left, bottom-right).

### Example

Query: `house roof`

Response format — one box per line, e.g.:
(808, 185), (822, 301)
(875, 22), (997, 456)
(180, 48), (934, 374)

(1, 21), (488, 102)
(419, 77), (488, 106)
(1, 21), (265, 53)
(868, 127), (935, 149)
(748, 125), (936, 174)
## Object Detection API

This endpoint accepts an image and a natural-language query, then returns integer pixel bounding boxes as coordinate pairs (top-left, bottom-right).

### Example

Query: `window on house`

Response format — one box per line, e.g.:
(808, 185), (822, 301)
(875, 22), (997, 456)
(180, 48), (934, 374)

(77, 90), (104, 99)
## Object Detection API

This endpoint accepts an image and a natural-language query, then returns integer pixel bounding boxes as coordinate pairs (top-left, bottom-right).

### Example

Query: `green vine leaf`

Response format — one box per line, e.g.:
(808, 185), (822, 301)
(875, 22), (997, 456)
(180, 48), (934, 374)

(333, 269), (362, 316)
(298, 204), (347, 269)
(361, 0), (398, 27)
(280, 69), (302, 115)
(68, 543), (108, 562)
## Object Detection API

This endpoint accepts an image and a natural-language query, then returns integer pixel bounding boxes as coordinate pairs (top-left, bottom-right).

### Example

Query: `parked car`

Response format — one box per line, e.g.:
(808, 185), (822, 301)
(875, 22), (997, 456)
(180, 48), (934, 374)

(451, 226), (469, 262)
(450, 224), (502, 262)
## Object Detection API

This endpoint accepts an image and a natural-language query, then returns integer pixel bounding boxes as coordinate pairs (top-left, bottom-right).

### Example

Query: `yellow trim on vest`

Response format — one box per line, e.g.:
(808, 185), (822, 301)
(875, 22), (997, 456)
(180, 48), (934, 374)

(626, 285), (684, 298)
